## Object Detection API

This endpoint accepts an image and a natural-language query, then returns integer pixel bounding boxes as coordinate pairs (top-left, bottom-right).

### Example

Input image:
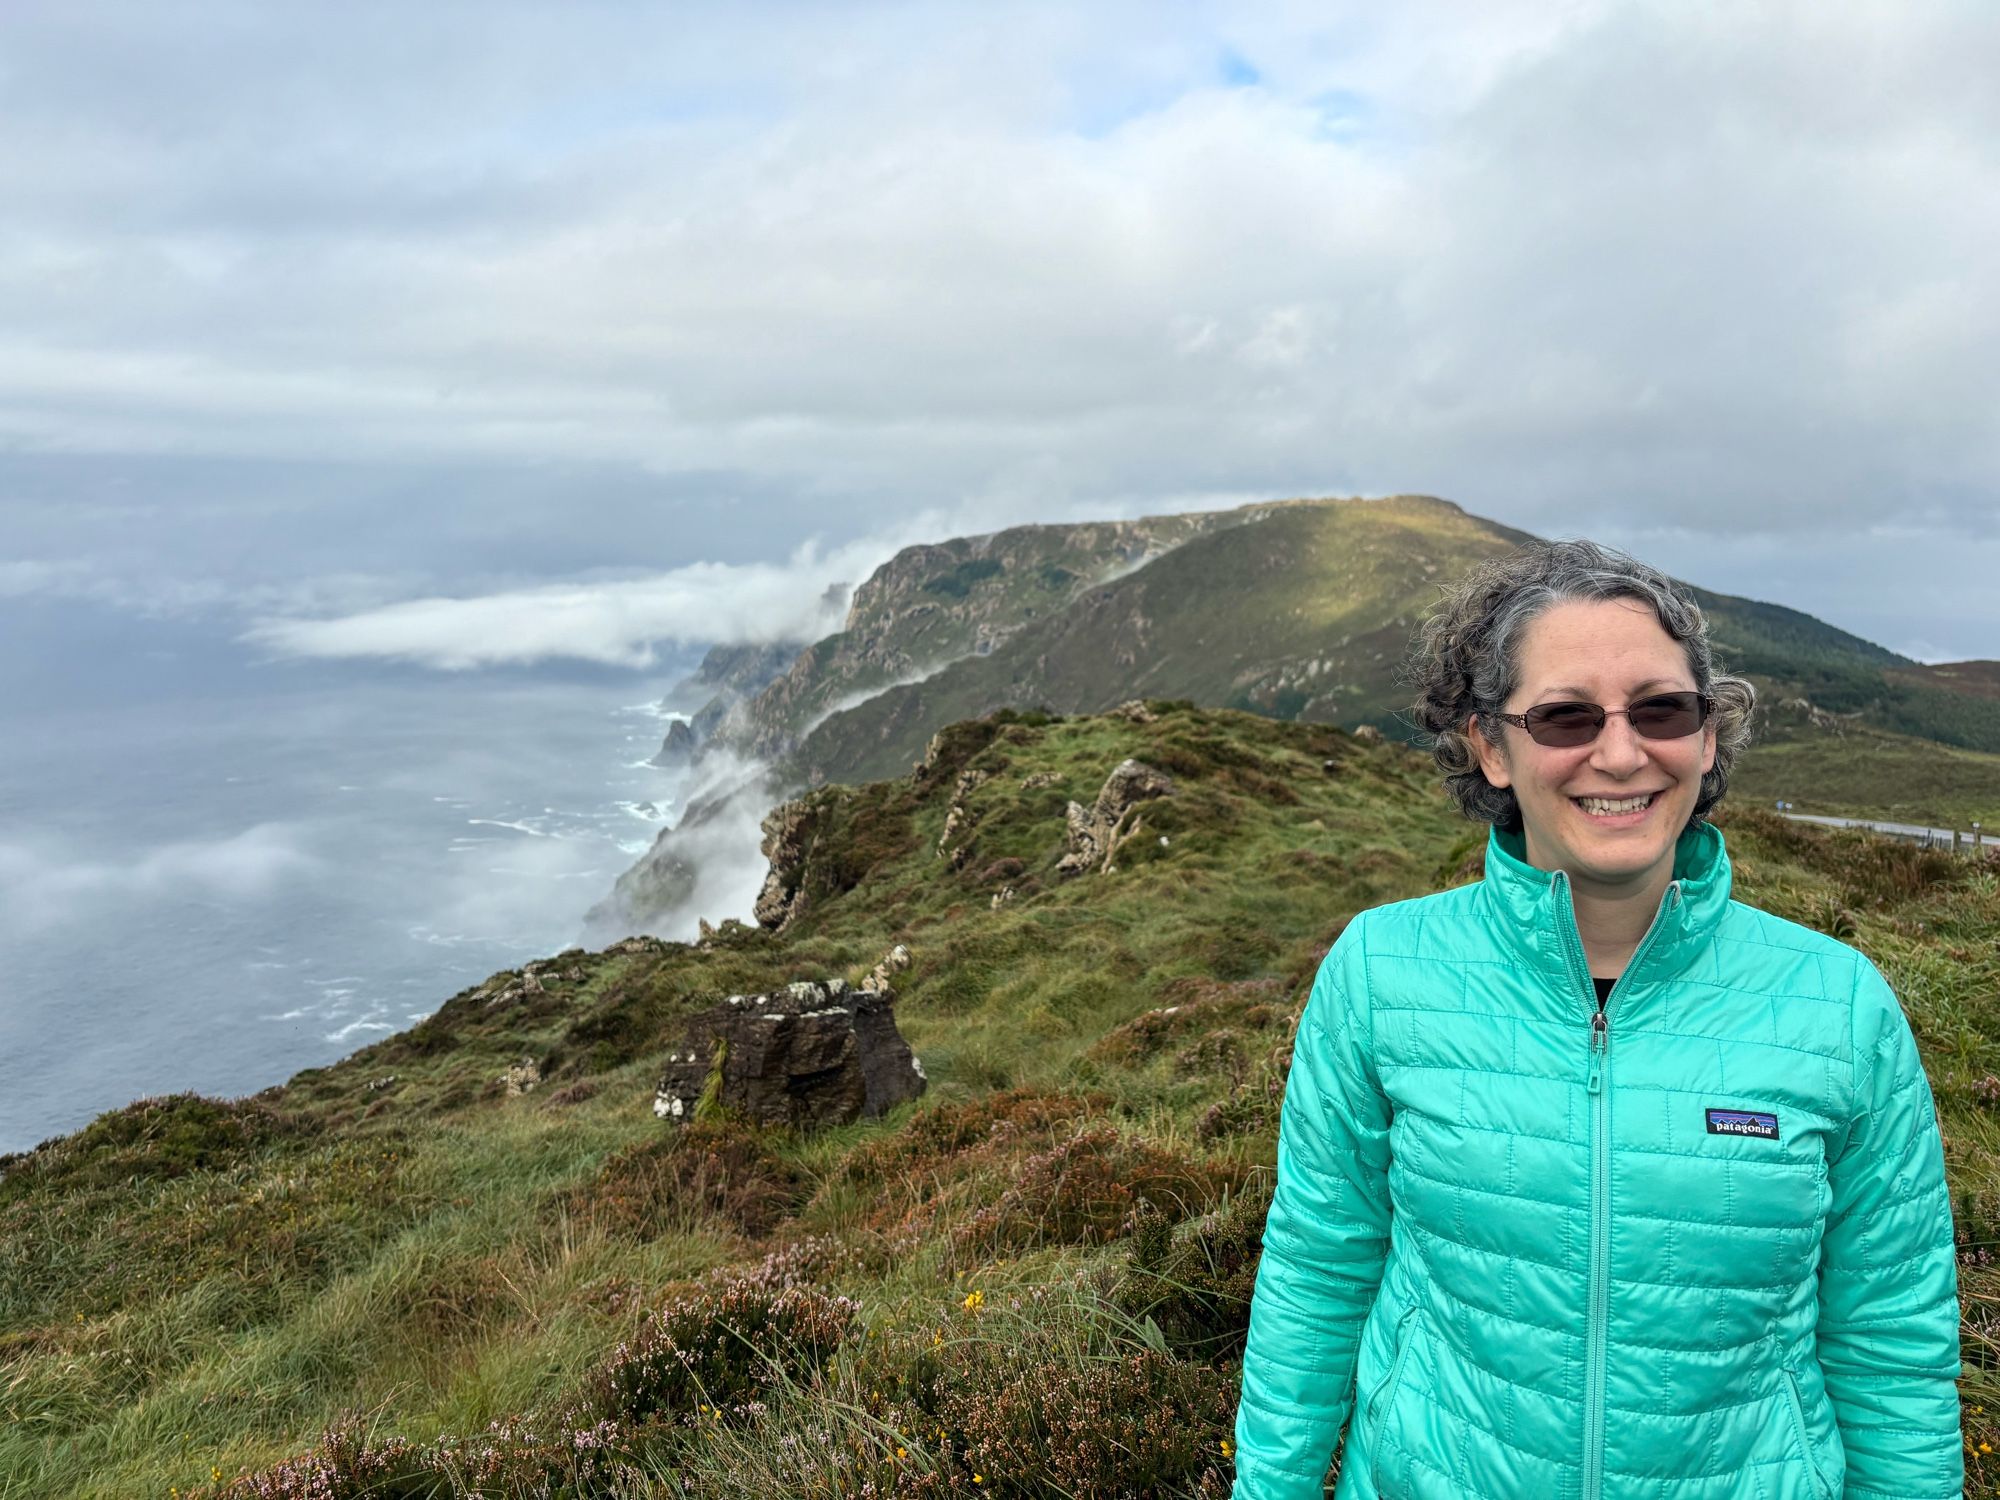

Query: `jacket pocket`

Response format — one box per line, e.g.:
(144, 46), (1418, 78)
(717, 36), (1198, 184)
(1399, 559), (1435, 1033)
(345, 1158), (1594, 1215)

(1367, 1302), (1425, 1497)
(1777, 1360), (1831, 1500)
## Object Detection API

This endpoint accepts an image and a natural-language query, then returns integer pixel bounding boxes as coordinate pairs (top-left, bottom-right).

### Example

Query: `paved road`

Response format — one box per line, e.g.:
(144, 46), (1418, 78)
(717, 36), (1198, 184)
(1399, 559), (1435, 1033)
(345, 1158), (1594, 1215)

(1780, 811), (1998, 853)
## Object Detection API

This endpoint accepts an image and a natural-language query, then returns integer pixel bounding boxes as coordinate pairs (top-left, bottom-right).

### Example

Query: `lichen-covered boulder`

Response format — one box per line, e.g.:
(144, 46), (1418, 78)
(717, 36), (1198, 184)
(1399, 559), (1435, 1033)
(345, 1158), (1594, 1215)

(654, 979), (925, 1131)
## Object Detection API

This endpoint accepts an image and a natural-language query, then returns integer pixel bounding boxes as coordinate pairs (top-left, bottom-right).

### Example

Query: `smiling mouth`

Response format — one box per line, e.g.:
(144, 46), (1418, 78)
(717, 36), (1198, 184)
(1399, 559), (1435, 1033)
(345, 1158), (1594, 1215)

(1571, 790), (1663, 816)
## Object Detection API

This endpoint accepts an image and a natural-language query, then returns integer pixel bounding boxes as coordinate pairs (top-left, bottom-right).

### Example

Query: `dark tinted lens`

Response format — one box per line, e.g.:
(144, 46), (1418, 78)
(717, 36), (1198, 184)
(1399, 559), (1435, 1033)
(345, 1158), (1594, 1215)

(1524, 702), (1602, 746)
(1627, 692), (1704, 739)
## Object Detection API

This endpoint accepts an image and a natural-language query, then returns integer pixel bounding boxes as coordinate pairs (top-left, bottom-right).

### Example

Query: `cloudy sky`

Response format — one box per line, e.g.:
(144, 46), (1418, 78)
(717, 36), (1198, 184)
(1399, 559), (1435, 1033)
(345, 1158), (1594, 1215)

(4, 0), (1997, 667)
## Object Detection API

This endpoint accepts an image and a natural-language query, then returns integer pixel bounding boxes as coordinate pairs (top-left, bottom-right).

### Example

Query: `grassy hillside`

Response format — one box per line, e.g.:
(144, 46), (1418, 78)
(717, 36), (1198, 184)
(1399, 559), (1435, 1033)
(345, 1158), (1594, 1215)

(1734, 708), (2000, 830)
(4, 705), (1999, 1498)
(777, 494), (2000, 791)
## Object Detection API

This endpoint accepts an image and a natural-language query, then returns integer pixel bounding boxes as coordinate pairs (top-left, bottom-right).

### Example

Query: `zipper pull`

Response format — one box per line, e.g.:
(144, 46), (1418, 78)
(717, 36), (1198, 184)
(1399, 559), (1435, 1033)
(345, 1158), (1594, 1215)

(1587, 1009), (1607, 1094)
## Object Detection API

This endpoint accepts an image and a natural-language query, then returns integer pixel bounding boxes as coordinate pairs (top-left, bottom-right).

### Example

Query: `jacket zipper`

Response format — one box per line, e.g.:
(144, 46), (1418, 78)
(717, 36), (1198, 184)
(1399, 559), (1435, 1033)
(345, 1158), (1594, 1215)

(1367, 1303), (1423, 1495)
(1555, 870), (1682, 1500)
(1778, 1359), (1830, 1499)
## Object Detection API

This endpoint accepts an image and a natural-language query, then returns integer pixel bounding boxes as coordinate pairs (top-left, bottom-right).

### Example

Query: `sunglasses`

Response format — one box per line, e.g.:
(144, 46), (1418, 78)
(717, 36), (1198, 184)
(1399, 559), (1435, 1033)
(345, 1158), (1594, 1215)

(1492, 690), (1714, 748)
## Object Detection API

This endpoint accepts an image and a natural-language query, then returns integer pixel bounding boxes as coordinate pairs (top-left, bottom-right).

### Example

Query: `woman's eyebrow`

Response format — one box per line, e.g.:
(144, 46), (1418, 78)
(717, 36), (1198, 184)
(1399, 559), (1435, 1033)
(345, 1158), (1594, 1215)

(1535, 677), (1681, 699)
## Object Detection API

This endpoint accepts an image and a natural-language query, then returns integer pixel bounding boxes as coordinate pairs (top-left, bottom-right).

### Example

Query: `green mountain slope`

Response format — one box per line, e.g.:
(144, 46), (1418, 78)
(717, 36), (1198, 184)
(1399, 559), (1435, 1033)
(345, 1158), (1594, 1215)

(782, 495), (1523, 787)
(780, 494), (2000, 790)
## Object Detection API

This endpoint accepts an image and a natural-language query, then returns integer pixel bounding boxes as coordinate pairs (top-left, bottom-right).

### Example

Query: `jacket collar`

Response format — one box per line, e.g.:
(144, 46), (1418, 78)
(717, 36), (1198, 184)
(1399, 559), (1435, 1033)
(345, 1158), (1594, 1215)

(1479, 817), (1733, 981)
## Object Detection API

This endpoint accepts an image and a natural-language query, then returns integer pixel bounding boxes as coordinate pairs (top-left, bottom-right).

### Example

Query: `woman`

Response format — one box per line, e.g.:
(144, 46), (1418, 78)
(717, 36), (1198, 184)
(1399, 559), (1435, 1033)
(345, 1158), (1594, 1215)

(1231, 539), (1961, 1499)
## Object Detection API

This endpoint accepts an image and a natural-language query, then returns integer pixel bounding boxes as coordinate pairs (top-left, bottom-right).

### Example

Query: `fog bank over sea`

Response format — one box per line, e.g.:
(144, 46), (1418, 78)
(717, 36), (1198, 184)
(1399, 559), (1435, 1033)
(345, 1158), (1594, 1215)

(0, 596), (716, 1155)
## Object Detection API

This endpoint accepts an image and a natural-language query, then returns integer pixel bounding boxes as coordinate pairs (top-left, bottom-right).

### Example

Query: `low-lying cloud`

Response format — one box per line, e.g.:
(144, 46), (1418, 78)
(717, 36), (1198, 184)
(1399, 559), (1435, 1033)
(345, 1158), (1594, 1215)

(0, 823), (320, 936)
(235, 489), (1107, 669)
(241, 534), (878, 669)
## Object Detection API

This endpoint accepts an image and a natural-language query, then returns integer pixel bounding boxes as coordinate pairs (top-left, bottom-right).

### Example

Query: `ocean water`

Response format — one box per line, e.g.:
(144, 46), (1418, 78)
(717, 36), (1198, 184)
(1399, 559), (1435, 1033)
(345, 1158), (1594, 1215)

(0, 598), (714, 1155)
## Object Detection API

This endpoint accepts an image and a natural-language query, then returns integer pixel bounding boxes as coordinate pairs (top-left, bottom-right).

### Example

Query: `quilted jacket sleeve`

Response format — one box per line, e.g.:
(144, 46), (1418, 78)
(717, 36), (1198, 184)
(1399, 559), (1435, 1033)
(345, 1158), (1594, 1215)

(1232, 918), (1393, 1499)
(1815, 958), (1963, 1500)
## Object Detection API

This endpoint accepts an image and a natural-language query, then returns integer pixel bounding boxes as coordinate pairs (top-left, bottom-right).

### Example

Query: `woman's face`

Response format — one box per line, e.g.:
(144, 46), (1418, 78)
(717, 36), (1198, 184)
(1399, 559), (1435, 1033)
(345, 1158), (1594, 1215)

(1469, 597), (1718, 894)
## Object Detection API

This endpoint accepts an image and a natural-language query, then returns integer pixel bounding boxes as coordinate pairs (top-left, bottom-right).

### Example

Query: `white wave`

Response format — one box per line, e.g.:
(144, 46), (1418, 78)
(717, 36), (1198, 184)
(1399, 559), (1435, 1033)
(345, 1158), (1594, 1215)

(326, 1018), (394, 1044)
(466, 818), (547, 836)
(614, 800), (673, 822)
(618, 701), (693, 723)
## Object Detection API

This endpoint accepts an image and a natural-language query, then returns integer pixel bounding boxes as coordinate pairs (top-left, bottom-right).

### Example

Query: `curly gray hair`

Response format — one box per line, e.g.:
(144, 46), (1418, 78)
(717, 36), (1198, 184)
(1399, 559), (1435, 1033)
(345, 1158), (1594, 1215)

(1406, 538), (1756, 832)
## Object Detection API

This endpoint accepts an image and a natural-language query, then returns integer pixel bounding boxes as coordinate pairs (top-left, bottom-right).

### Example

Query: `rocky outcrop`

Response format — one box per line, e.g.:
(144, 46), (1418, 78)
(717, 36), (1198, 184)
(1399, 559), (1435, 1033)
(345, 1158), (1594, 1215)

(647, 718), (696, 767)
(936, 767), (988, 865)
(478, 956), (587, 1012)
(1774, 697), (1862, 736)
(858, 943), (911, 995)
(752, 787), (854, 932)
(652, 979), (925, 1131)
(1057, 759), (1175, 877)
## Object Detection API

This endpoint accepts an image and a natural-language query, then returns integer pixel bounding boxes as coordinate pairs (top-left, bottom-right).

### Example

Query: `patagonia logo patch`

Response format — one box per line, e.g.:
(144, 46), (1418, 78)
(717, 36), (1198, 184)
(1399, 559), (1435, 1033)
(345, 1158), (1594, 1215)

(1705, 1107), (1779, 1140)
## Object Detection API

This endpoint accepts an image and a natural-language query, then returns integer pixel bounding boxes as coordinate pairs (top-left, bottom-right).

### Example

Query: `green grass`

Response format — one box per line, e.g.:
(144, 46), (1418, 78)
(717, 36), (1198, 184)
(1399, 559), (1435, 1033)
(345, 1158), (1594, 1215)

(2, 702), (1997, 1498)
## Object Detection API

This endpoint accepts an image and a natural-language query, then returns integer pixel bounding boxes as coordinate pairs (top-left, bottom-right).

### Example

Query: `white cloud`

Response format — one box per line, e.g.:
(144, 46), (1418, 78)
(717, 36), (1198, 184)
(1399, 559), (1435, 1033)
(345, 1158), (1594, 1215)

(240, 533), (861, 669)
(0, 823), (319, 936)
(0, 2), (1994, 654)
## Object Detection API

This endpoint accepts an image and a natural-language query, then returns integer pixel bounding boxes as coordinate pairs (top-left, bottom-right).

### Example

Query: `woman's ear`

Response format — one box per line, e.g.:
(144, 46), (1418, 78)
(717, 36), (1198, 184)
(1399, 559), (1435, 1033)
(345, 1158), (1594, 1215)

(1467, 714), (1512, 789)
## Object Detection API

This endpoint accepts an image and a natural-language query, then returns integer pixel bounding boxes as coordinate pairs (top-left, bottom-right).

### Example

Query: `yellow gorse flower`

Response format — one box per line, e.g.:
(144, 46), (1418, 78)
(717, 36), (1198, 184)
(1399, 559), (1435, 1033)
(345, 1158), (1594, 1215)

(962, 1289), (985, 1313)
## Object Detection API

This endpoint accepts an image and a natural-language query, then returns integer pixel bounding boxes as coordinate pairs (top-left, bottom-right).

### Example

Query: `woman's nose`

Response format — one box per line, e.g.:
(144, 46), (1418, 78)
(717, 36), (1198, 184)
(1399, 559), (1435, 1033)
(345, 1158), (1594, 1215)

(1589, 711), (1650, 773)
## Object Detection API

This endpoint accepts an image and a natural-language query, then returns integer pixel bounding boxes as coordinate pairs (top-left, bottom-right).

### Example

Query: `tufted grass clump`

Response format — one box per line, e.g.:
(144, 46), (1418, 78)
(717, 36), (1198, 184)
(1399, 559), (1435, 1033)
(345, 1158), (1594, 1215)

(948, 1125), (1249, 1259)
(1086, 977), (1289, 1069)
(0, 1092), (312, 1206)
(560, 1116), (808, 1242)
(1113, 1182), (1273, 1360)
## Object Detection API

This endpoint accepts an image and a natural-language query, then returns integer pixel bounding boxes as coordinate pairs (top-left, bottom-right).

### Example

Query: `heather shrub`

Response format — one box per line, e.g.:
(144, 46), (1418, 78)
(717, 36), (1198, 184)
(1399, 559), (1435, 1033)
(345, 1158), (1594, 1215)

(211, 1415), (637, 1499)
(940, 1349), (1237, 1498)
(211, 1423), (426, 1500)
(1114, 1183), (1273, 1359)
(578, 1254), (859, 1427)
(1195, 1024), (1296, 1143)
(1173, 1028), (1247, 1084)
(1195, 1090), (1275, 1142)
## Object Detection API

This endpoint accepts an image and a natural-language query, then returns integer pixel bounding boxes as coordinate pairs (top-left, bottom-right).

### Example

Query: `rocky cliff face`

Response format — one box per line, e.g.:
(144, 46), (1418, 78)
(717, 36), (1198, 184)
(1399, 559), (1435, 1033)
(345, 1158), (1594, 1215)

(668, 639), (813, 745)
(702, 508), (1266, 765)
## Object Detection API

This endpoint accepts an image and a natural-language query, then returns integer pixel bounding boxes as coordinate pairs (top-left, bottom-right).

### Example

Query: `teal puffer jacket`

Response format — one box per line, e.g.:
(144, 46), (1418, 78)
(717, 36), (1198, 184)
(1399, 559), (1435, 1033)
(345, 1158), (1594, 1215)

(1232, 819), (1962, 1500)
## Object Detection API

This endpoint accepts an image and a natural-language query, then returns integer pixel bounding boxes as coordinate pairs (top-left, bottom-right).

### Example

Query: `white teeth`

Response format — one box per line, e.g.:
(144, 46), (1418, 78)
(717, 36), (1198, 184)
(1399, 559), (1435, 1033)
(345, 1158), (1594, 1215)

(1576, 793), (1654, 815)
